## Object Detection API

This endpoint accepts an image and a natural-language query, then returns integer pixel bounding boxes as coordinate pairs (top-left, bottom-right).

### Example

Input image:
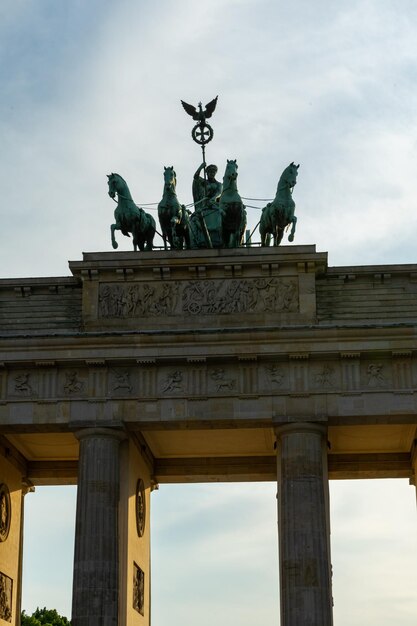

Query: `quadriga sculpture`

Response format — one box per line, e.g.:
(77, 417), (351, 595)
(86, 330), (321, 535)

(219, 159), (246, 248)
(259, 162), (299, 246)
(158, 166), (190, 250)
(107, 173), (156, 251)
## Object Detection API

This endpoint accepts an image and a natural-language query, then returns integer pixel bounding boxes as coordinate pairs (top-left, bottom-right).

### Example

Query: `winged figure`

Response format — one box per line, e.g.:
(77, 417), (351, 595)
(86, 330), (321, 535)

(181, 96), (218, 123)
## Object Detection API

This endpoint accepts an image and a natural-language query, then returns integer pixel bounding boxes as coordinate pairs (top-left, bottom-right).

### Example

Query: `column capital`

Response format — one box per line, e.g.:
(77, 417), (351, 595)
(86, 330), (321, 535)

(21, 477), (35, 496)
(74, 426), (127, 443)
(274, 422), (328, 439)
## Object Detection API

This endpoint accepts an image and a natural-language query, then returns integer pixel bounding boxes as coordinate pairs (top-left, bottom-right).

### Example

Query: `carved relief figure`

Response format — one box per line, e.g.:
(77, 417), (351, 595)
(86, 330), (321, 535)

(153, 282), (178, 315)
(315, 366), (334, 387)
(14, 373), (32, 395)
(64, 371), (84, 395)
(210, 369), (235, 391)
(256, 278), (297, 312)
(0, 484), (11, 542)
(162, 371), (183, 393)
(99, 283), (179, 318)
(367, 363), (386, 388)
(136, 479), (146, 537)
(99, 278), (298, 319)
(112, 370), (132, 394)
(99, 285), (111, 317)
(266, 365), (285, 387)
(0, 572), (12, 622)
(133, 563), (145, 615)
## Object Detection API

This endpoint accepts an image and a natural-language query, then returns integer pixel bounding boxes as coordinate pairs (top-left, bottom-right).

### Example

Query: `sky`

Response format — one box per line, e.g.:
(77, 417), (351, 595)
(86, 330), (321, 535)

(0, 0), (416, 623)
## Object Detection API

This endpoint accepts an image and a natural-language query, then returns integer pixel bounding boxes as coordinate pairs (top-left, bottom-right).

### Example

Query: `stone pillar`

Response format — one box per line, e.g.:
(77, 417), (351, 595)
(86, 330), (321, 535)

(411, 439), (417, 507)
(72, 427), (126, 626)
(17, 479), (35, 625)
(118, 437), (153, 626)
(0, 451), (25, 626)
(275, 423), (333, 626)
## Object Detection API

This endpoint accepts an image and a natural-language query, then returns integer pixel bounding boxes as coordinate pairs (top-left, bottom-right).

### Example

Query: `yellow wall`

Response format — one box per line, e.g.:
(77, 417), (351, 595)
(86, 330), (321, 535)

(119, 438), (152, 626)
(0, 455), (24, 626)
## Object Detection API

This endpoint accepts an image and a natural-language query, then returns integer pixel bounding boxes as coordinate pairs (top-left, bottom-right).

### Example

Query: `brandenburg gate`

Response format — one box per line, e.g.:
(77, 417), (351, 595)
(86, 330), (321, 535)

(0, 245), (416, 625)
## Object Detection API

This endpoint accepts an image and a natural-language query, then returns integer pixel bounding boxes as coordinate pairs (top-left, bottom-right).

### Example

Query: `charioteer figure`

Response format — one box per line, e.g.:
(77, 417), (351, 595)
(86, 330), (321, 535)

(192, 162), (222, 212)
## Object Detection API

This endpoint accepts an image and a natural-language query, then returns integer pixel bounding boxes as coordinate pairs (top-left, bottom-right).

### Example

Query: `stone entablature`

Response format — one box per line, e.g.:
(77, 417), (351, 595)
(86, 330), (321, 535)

(2, 247), (417, 336)
(1, 246), (417, 429)
(0, 347), (416, 426)
(68, 246), (324, 330)
(317, 264), (417, 323)
(0, 353), (416, 400)
(0, 276), (81, 336)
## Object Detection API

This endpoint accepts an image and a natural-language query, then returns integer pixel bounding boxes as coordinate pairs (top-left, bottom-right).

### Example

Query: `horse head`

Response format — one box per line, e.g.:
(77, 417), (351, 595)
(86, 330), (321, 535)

(225, 159), (238, 180)
(163, 166), (177, 193)
(107, 173), (126, 199)
(223, 159), (238, 189)
(279, 162), (300, 190)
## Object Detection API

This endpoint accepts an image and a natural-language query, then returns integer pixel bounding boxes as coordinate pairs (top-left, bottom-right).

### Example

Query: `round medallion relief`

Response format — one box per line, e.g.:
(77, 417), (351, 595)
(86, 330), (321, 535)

(0, 483), (11, 542)
(135, 479), (146, 537)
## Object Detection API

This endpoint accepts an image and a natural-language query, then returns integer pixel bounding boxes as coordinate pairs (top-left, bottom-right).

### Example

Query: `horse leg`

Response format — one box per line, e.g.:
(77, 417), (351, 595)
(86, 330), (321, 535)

(183, 226), (191, 250)
(261, 231), (275, 246)
(111, 224), (119, 249)
(161, 230), (169, 250)
(288, 216), (297, 242)
(276, 228), (284, 245)
(145, 231), (154, 251)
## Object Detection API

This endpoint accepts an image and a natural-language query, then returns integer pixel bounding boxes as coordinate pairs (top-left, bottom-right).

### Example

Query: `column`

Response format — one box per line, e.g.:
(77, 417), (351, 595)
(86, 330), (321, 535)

(275, 423), (333, 626)
(411, 439), (417, 507)
(17, 479), (35, 624)
(72, 427), (126, 626)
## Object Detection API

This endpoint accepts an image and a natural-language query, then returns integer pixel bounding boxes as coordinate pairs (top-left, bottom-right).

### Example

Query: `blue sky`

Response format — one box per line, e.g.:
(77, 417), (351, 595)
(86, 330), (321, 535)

(1, 1), (417, 623)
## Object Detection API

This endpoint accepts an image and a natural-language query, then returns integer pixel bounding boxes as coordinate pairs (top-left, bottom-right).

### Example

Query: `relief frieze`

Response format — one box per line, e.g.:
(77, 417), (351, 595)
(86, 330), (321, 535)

(98, 277), (298, 318)
(266, 365), (286, 388)
(315, 366), (335, 388)
(133, 563), (145, 616)
(14, 373), (33, 396)
(161, 370), (184, 393)
(63, 371), (85, 395)
(2, 355), (414, 404)
(210, 369), (236, 392)
(0, 484), (11, 542)
(111, 370), (133, 395)
(0, 571), (12, 622)
(366, 363), (387, 388)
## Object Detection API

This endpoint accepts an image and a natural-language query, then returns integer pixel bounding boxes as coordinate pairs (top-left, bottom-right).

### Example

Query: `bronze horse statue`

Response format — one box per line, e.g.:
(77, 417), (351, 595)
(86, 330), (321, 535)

(259, 162), (299, 246)
(219, 159), (246, 248)
(158, 166), (190, 250)
(107, 173), (155, 251)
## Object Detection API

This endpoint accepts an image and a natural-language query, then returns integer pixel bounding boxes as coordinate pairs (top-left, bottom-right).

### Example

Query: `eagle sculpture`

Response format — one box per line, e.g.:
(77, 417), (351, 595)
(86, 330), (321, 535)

(181, 96), (218, 123)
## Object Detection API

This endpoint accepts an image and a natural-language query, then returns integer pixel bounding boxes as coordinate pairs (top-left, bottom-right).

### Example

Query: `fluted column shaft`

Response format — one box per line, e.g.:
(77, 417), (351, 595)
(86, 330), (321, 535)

(72, 428), (125, 626)
(276, 423), (333, 626)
